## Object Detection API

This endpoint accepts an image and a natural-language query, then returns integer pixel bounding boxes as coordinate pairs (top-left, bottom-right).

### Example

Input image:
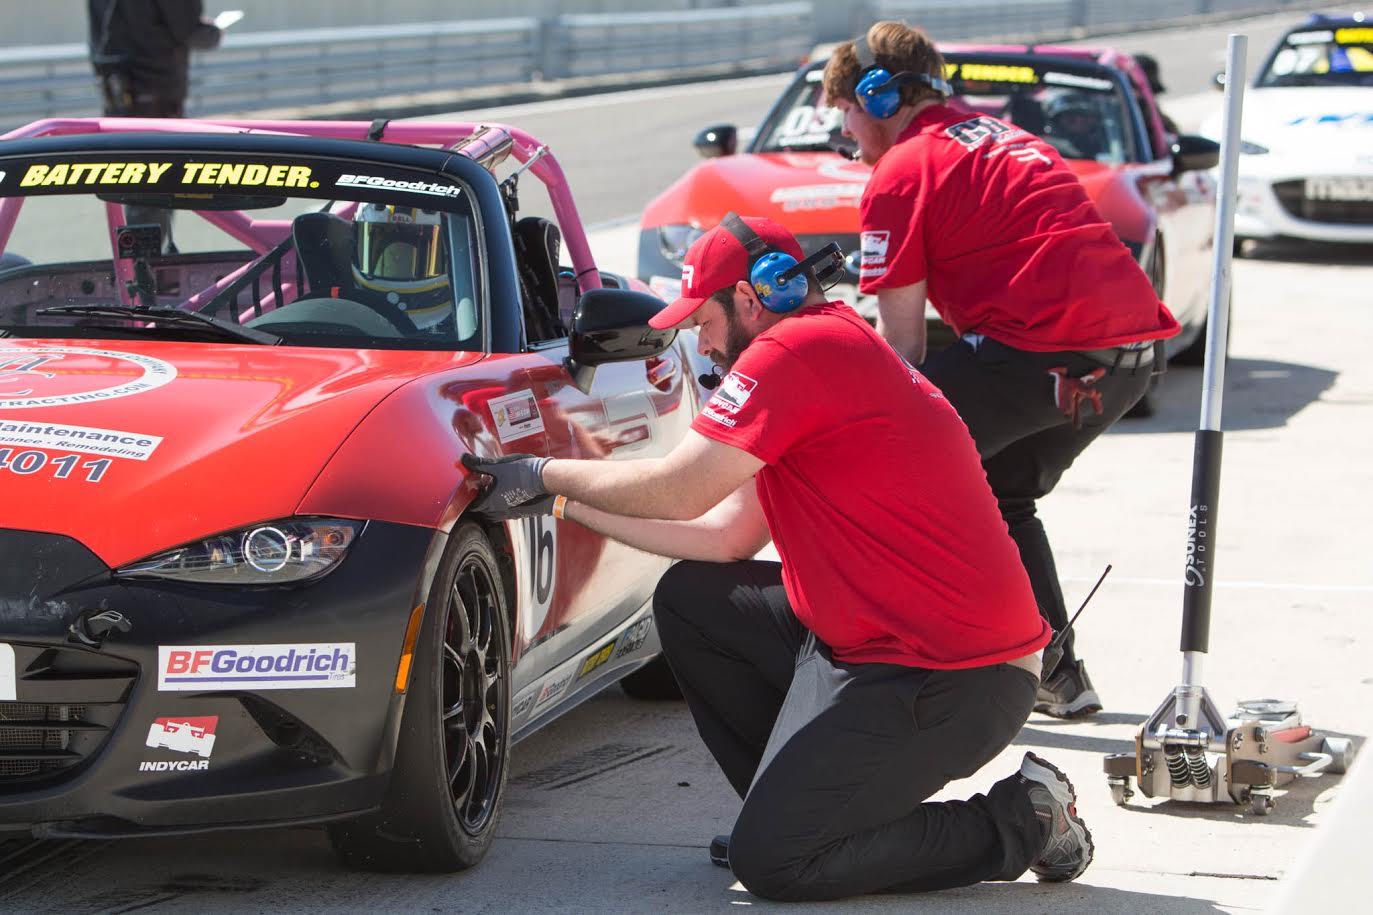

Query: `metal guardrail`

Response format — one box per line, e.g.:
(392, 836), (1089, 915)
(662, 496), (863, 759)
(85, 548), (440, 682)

(0, 1), (1319, 128)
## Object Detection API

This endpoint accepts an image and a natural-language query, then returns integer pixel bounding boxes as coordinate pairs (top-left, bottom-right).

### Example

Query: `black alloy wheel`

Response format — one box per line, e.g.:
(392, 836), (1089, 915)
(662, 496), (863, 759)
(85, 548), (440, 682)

(443, 546), (507, 835)
(330, 523), (512, 872)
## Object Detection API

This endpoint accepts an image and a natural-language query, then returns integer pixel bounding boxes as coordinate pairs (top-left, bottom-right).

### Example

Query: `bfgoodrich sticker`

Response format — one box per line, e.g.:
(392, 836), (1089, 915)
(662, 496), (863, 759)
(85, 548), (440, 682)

(158, 644), (356, 691)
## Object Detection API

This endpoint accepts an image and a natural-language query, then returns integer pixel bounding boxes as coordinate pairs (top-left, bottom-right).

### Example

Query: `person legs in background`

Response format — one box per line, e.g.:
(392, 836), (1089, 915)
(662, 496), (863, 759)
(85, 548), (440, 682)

(922, 337), (1153, 717)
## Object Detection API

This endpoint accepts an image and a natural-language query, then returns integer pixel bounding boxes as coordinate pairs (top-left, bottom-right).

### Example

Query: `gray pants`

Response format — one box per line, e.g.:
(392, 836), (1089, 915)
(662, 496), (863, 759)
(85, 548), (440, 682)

(653, 560), (1043, 901)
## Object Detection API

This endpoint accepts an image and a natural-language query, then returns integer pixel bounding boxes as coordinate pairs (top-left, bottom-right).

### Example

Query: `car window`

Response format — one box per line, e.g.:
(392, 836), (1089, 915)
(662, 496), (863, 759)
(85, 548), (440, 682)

(0, 155), (483, 352)
(1259, 26), (1373, 87)
(755, 60), (1137, 166)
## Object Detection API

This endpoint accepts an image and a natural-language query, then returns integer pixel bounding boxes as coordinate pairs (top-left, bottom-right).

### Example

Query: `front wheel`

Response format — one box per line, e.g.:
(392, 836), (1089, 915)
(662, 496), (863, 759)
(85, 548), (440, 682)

(330, 522), (512, 872)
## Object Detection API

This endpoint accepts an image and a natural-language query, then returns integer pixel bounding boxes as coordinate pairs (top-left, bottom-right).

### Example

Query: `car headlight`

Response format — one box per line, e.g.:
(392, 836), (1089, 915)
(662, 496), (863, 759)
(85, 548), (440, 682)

(657, 224), (706, 266)
(117, 519), (363, 584)
(1240, 140), (1270, 156)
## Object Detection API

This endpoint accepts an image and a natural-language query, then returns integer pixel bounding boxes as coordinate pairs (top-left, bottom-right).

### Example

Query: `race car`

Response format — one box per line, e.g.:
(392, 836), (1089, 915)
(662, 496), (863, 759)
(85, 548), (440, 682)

(639, 46), (1225, 410)
(1202, 13), (1373, 250)
(0, 116), (698, 871)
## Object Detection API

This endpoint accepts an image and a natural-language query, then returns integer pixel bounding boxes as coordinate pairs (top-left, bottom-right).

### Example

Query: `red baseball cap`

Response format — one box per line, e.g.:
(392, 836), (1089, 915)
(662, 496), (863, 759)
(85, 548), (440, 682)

(648, 215), (805, 329)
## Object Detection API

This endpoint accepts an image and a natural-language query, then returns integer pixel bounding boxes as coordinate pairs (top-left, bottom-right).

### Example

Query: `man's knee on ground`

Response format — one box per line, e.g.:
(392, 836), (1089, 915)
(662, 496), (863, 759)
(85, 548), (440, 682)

(728, 820), (831, 902)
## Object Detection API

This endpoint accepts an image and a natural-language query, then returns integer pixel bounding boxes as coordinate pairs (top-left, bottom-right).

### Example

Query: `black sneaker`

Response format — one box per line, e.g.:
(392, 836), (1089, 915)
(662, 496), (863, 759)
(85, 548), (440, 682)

(1019, 752), (1094, 882)
(1034, 660), (1102, 718)
(709, 834), (729, 868)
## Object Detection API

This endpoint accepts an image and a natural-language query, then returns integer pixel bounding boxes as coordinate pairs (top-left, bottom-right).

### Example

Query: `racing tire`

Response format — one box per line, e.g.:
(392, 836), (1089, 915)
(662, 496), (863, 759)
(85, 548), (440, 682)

(619, 655), (684, 701)
(1124, 375), (1160, 419)
(330, 522), (512, 872)
(1173, 292), (1233, 367)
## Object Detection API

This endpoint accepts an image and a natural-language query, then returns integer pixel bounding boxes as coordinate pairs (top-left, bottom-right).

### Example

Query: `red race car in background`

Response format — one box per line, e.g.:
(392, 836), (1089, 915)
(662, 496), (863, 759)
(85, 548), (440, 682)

(639, 46), (1225, 414)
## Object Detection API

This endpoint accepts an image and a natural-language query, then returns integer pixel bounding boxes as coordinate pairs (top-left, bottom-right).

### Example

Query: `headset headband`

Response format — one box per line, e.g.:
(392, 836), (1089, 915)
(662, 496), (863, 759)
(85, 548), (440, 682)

(721, 213), (844, 287)
(851, 33), (953, 98)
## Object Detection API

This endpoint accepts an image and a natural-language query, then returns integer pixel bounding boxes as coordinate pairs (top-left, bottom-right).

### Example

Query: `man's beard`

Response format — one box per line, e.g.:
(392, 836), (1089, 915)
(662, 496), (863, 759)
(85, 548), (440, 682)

(707, 307), (756, 371)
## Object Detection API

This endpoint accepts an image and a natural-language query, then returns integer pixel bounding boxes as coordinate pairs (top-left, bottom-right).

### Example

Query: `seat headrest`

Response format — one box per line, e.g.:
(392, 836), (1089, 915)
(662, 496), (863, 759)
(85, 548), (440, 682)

(293, 212), (356, 296)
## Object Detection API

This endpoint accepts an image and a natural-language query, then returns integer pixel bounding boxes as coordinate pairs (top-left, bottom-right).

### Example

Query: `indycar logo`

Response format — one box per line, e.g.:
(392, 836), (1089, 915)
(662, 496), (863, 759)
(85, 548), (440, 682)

(145, 716), (217, 759)
(0, 346), (176, 409)
(860, 231), (889, 279)
(701, 372), (756, 428)
(336, 174), (462, 198)
(158, 643), (356, 691)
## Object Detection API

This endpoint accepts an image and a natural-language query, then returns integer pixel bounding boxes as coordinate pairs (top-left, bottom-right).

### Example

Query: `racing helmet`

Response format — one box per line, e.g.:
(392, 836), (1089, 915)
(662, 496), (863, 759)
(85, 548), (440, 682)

(353, 203), (455, 331)
(1045, 94), (1105, 155)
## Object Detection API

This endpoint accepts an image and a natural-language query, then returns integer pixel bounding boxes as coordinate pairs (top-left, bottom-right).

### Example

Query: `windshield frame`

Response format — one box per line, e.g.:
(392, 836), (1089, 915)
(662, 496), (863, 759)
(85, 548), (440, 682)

(751, 55), (1147, 166)
(1256, 25), (1373, 88)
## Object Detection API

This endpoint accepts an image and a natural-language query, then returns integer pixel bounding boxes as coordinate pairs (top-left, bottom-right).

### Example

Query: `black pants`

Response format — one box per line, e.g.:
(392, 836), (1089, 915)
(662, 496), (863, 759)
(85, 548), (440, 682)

(653, 560), (1042, 901)
(922, 337), (1152, 674)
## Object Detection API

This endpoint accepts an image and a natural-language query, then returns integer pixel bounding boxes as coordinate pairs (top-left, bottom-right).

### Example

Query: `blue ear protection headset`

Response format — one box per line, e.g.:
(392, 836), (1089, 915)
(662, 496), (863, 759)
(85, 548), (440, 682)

(721, 213), (844, 314)
(852, 34), (953, 119)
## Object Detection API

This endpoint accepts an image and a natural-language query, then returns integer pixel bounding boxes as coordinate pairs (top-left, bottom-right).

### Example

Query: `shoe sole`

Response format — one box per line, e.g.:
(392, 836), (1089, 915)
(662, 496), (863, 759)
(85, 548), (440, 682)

(1033, 688), (1103, 719)
(1023, 752), (1095, 882)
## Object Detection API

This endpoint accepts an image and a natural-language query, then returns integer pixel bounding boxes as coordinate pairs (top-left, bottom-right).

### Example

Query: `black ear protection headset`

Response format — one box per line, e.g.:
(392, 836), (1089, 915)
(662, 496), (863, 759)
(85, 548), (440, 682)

(852, 33), (953, 119)
(720, 213), (844, 313)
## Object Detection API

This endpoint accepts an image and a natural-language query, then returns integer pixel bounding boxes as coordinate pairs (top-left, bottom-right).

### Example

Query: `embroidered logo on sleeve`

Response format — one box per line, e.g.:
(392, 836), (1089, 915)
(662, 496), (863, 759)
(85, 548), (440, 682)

(701, 371), (757, 427)
(859, 231), (890, 279)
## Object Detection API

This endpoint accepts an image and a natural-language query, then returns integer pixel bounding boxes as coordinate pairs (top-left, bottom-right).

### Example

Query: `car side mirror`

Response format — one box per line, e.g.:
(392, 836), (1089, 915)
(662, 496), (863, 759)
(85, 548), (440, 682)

(1212, 71), (1226, 91)
(693, 124), (737, 158)
(1172, 134), (1221, 174)
(566, 288), (678, 392)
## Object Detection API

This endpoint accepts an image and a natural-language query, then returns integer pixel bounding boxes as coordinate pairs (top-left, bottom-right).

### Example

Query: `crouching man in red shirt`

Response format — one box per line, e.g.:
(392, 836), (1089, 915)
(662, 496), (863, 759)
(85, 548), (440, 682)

(824, 22), (1181, 718)
(463, 216), (1092, 900)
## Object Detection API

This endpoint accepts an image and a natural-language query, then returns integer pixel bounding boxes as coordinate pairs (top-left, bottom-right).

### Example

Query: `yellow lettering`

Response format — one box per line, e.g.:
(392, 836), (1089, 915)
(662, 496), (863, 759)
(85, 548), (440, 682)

(1336, 27), (1373, 44)
(198, 163), (220, 184)
(944, 63), (959, 79)
(266, 165), (288, 186)
(120, 162), (146, 183)
(219, 162), (243, 184)
(181, 163), (204, 183)
(146, 162), (172, 183)
(286, 165), (311, 188)
(19, 165), (48, 186)
(67, 163), (96, 184)
(103, 163), (124, 183)
(243, 164), (268, 185)
(959, 64), (1039, 84)
(41, 164), (70, 186)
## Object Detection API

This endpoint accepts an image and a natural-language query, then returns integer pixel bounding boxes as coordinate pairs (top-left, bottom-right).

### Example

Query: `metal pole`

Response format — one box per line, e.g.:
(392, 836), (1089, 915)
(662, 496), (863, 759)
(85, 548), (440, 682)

(1177, 34), (1245, 711)
(1200, 34), (1246, 433)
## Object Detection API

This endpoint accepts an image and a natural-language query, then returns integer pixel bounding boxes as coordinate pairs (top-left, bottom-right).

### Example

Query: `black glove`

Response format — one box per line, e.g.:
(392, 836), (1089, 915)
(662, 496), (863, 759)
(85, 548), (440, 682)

(461, 453), (551, 515)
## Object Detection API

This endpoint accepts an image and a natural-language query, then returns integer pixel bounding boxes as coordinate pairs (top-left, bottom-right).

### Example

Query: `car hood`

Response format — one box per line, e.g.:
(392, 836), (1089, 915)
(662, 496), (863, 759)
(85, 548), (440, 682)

(0, 339), (477, 567)
(642, 152), (872, 234)
(1201, 87), (1373, 159)
(642, 151), (1121, 233)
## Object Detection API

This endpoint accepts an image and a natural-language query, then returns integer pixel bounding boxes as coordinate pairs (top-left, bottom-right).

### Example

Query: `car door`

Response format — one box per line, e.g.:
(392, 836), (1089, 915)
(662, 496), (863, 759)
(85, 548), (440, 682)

(508, 324), (688, 680)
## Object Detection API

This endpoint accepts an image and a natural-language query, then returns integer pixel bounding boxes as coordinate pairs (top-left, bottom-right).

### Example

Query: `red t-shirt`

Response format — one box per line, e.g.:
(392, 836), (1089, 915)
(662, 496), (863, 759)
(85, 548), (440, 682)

(691, 302), (1049, 668)
(858, 104), (1180, 352)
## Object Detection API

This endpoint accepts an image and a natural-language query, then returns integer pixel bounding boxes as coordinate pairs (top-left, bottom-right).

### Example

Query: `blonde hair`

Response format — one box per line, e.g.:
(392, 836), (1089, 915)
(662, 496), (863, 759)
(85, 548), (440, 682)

(822, 21), (946, 109)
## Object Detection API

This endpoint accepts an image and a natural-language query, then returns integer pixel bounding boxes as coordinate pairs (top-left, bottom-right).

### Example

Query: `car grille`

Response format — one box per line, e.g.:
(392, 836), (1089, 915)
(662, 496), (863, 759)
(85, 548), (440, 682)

(0, 646), (135, 790)
(1273, 180), (1373, 225)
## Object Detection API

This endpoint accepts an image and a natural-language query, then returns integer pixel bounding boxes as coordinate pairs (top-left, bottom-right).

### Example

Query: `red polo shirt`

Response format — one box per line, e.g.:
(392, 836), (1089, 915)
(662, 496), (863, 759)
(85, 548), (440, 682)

(858, 104), (1179, 351)
(691, 302), (1048, 668)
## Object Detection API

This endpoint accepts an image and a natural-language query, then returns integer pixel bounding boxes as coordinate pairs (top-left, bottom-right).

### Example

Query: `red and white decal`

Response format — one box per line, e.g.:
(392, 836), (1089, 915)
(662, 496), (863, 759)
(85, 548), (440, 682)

(0, 347), (176, 409)
(145, 716), (218, 759)
(701, 371), (757, 428)
(860, 231), (890, 279)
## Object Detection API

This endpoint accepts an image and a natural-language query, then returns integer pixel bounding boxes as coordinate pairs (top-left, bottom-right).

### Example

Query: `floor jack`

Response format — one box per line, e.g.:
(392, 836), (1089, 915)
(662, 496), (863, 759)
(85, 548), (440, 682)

(1100, 34), (1353, 816)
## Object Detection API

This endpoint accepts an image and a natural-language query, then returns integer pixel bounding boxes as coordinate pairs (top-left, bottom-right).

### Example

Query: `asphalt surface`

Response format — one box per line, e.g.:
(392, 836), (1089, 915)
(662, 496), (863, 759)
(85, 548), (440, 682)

(3, 9), (1370, 914)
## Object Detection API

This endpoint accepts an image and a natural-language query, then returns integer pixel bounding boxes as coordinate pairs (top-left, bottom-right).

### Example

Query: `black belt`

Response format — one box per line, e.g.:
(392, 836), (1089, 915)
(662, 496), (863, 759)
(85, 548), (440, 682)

(1076, 340), (1161, 370)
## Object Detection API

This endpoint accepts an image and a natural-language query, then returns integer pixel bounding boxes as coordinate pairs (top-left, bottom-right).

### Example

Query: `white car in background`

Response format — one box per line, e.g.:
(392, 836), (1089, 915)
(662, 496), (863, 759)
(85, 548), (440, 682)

(1202, 13), (1373, 250)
